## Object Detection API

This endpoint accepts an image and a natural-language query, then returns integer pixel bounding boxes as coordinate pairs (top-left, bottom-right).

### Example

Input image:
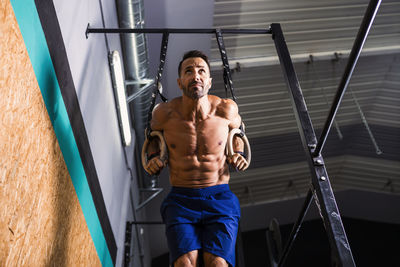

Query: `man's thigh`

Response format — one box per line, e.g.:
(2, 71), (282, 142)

(203, 251), (228, 267)
(174, 250), (199, 267)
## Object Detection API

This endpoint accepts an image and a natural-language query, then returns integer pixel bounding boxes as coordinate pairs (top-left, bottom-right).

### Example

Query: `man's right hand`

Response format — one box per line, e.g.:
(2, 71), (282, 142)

(144, 157), (165, 175)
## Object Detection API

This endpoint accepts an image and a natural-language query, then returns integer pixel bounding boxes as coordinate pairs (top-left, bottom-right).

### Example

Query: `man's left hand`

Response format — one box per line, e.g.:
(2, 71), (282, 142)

(228, 153), (248, 171)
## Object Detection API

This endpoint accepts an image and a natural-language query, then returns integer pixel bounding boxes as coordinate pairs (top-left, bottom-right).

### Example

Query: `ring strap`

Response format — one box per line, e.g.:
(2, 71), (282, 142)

(216, 29), (246, 133)
(215, 29), (237, 103)
(146, 33), (169, 136)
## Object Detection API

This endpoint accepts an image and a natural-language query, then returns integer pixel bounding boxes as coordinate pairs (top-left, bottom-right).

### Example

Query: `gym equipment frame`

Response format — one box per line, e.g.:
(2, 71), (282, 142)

(86, 0), (381, 265)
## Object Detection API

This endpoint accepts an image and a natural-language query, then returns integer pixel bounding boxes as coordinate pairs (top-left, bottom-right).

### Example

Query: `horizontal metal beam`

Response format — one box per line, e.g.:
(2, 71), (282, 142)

(126, 81), (154, 104)
(136, 187), (164, 211)
(209, 45), (400, 70)
(129, 221), (164, 225)
(86, 24), (271, 38)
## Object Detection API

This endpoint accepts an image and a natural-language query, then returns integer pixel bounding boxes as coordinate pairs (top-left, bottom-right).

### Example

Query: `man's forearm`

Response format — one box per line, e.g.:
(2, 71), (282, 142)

(232, 135), (244, 153)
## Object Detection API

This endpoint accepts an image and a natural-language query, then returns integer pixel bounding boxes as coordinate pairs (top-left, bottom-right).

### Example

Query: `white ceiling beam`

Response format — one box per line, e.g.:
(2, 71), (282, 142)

(210, 45), (400, 70)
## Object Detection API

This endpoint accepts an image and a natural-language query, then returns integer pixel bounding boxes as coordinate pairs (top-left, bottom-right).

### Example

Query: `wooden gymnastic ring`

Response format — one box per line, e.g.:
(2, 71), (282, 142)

(227, 128), (251, 170)
(141, 131), (168, 169)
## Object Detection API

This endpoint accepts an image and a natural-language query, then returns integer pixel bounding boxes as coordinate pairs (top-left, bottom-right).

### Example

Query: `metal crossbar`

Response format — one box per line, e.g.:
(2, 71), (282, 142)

(86, 25), (272, 37)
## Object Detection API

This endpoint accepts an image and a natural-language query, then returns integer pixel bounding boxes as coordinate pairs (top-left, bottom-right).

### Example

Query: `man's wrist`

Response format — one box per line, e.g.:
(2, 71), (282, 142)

(234, 151), (246, 159)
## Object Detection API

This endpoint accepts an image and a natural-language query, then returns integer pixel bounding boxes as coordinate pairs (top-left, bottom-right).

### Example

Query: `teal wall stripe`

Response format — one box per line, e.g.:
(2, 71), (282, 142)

(10, 1), (113, 266)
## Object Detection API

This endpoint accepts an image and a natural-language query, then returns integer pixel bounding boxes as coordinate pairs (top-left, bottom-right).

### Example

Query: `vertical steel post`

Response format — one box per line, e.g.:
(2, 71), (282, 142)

(271, 23), (356, 267)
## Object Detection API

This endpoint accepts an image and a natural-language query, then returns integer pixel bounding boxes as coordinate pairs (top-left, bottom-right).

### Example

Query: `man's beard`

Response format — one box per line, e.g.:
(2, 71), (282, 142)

(183, 82), (207, 99)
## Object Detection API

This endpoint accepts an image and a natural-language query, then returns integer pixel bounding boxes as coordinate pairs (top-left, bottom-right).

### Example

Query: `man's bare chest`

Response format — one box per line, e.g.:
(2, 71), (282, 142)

(163, 116), (229, 156)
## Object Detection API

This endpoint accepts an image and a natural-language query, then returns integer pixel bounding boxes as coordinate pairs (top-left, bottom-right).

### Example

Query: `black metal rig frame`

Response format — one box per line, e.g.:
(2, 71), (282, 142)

(86, 1), (381, 265)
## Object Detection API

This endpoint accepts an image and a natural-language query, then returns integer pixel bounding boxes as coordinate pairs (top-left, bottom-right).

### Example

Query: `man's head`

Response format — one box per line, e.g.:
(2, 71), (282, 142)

(177, 50), (212, 99)
(178, 50), (211, 77)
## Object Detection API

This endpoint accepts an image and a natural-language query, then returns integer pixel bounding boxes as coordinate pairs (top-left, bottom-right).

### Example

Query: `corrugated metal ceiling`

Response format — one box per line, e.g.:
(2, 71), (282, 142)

(210, 0), (400, 205)
(211, 0), (400, 60)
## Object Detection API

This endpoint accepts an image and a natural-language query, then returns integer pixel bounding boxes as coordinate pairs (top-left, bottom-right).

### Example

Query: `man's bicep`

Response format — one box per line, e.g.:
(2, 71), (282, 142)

(150, 103), (167, 130)
(226, 100), (241, 129)
(230, 112), (242, 129)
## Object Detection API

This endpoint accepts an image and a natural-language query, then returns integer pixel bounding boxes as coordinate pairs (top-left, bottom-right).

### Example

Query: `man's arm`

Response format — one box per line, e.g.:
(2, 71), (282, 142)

(143, 103), (168, 175)
(223, 99), (248, 171)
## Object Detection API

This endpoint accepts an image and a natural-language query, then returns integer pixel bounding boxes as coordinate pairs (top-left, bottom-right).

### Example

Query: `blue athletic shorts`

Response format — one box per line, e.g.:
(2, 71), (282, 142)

(160, 184), (240, 266)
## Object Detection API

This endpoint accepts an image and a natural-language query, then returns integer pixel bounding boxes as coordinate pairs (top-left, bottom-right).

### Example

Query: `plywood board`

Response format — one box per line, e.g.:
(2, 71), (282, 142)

(0, 1), (101, 266)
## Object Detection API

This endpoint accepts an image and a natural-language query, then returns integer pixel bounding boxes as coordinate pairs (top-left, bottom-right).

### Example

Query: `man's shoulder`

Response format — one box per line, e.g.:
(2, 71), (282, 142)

(169, 96), (183, 106)
(208, 95), (236, 107)
(151, 99), (173, 129)
(154, 97), (181, 112)
(211, 95), (239, 119)
(152, 97), (182, 124)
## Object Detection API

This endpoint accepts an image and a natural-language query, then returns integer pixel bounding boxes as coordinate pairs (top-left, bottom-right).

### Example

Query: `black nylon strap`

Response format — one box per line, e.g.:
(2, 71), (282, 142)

(215, 29), (237, 103)
(146, 33), (169, 135)
(215, 29), (245, 132)
(223, 69), (229, 98)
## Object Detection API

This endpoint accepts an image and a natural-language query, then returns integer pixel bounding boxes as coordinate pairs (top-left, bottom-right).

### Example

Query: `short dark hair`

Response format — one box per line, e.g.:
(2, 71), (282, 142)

(178, 50), (211, 76)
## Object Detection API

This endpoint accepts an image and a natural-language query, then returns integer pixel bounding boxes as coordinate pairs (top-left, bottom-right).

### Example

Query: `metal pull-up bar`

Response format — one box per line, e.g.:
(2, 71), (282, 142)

(85, 26), (271, 37)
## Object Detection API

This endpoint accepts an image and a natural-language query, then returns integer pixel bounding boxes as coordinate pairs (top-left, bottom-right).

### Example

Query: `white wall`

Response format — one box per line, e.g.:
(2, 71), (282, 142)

(53, 0), (143, 266)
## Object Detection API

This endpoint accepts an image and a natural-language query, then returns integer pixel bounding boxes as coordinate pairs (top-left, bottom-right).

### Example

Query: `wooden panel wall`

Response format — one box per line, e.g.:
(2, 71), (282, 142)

(0, 1), (101, 266)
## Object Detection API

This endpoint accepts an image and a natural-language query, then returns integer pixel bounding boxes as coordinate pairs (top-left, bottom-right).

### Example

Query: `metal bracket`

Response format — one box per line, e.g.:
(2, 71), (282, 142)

(135, 187), (163, 211)
(313, 157), (324, 166)
(85, 23), (90, 39)
(125, 78), (154, 86)
(126, 81), (154, 104)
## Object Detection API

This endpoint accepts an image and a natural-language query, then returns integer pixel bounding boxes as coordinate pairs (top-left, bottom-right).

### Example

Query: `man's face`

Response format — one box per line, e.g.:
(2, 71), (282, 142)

(177, 57), (212, 99)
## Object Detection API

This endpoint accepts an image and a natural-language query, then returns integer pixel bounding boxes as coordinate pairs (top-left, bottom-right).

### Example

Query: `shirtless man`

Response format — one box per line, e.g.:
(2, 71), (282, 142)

(144, 50), (248, 267)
